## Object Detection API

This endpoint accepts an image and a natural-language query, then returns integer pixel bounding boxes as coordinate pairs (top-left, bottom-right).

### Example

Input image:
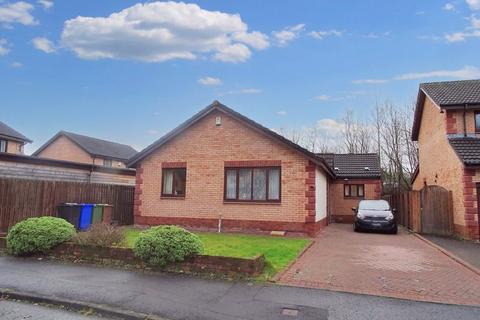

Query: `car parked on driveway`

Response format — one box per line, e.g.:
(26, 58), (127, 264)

(353, 200), (397, 234)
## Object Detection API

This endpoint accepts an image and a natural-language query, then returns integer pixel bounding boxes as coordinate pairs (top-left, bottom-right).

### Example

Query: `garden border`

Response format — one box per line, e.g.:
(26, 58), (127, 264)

(0, 239), (265, 276)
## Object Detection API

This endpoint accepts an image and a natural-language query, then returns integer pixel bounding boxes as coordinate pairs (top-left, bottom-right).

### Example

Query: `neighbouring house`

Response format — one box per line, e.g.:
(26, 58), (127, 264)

(32, 131), (137, 168)
(411, 79), (480, 240)
(0, 121), (32, 154)
(128, 101), (382, 236)
(317, 153), (382, 223)
(0, 152), (136, 186)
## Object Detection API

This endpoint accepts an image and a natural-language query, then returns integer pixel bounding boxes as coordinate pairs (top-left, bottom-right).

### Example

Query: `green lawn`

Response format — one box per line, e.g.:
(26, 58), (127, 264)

(123, 228), (310, 279)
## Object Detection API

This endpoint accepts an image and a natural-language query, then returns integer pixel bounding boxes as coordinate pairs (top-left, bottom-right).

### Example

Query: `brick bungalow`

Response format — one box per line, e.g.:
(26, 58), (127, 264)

(411, 79), (480, 240)
(128, 101), (381, 236)
(33, 131), (137, 168)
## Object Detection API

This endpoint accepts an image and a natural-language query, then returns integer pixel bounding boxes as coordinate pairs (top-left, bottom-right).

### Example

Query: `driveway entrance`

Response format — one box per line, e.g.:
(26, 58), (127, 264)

(279, 224), (480, 306)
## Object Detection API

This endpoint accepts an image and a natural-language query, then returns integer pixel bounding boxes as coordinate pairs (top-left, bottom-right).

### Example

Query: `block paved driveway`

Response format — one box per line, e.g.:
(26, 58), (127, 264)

(279, 224), (480, 306)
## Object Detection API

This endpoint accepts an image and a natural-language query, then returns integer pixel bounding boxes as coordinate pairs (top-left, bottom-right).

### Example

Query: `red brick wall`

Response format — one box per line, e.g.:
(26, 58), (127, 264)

(464, 169), (480, 240)
(36, 136), (94, 164)
(135, 110), (329, 235)
(330, 179), (382, 223)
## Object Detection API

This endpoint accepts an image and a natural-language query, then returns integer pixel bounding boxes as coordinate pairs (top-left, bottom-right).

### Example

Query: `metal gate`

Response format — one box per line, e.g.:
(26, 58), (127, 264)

(420, 185), (453, 236)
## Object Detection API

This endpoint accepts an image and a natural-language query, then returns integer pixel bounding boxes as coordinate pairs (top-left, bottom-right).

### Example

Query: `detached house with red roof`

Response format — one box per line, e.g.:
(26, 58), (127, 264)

(128, 101), (381, 236)
(412, 79), (480, 240)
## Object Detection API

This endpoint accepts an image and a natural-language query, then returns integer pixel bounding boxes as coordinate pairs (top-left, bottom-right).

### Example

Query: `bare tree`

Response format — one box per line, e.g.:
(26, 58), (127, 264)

(342, 110), (373, 154)
(376, 101), (418, 191)
(279, 128), (303, 145)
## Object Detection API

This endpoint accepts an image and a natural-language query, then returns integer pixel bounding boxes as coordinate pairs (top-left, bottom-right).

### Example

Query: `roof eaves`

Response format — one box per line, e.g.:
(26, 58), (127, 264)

(127, 101), (335, 177)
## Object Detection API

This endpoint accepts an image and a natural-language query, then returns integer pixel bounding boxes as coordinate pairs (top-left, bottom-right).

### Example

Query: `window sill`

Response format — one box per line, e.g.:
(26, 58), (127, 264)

(344, 197), (365, 199)
(223, 201), (281, 205)
(161, 196), (186, 200)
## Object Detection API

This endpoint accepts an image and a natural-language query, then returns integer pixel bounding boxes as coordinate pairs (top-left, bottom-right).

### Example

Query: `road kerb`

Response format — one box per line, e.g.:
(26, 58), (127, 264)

(0, 288), (168, 320)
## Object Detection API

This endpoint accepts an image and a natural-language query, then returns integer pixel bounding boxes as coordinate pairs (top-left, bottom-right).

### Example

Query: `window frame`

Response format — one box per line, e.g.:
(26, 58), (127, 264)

(475, 111), (480, 133)
(161, 167), (187, 198)
(103, 158), (113, 167)
(223, 166), (281, 203)
(344, 184), (365, 198)
(0, 139), (7, 153)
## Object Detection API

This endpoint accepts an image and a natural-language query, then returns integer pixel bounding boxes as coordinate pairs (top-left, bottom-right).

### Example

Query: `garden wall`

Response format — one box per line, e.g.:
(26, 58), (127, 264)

(0, 240), (264, 276)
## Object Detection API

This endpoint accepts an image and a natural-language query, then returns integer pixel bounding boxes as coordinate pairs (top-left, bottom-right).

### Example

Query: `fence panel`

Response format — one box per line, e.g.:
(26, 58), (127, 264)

(420, 186), (453, 236)
(385, 186), (453, 236)
(0, 177), (134, 232)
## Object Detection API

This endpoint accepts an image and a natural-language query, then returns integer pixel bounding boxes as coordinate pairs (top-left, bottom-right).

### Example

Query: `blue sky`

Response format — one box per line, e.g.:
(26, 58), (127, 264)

(1, 0), (480, 154)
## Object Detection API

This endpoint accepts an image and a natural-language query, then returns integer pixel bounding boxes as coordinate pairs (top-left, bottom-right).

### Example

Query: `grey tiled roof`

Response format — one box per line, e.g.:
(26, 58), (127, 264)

(33, 131), (137, 161)
(316, 153), (381, 178)
(449, 137), (480, 165)
(420, 79), (480, 106)
(0, 121), (32, 142)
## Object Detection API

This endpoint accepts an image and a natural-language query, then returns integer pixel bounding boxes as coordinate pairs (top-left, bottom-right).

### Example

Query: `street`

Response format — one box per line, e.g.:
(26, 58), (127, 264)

(0, 256), (479, 320)
(0, 299), (105, 320)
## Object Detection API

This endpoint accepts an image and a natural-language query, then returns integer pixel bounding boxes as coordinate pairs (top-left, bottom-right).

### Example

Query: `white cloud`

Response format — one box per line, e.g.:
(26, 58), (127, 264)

(277, 110), (287, 116)
(32, 37), (56, 53)
(394, 65), (480, 80)
(313, 94), (330, 101)
(315, 118), (345, 135)
(233, 31), (269, 50)
(224, 88), (261, 95)
(37, 0), (53, 10)
(445, 15), (480, 41)
(272, 24), (305, 46)
(60, 2), (268, 63)
(213, 43), (251, 63)
(365, 31), (391, 39)
(11, 61), (23, 68)
(147, 129), (160, 135)
(443, 3), (455, 11)
(198, 77), (222, 86)
(308, 29), (343, 40)
(0, 38), (10, 55)
(0, 1), (37, 27)
(352, 79), (388, 84)
(466, 0), (480, 10)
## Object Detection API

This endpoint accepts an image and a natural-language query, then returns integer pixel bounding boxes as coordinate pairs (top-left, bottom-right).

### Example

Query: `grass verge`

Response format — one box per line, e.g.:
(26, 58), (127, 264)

(123, 228), (310, 279)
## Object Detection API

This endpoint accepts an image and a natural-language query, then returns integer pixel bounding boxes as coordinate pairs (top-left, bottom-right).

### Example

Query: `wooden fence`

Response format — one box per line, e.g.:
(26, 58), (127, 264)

(0, 177), (134, 232)
(384, 185), (454, 236)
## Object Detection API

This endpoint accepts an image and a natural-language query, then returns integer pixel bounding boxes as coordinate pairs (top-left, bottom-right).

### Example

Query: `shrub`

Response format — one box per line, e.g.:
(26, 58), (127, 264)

(72, 223), (124, 247)
(7, 217), (75, 256)
(133, 226), (204, 267)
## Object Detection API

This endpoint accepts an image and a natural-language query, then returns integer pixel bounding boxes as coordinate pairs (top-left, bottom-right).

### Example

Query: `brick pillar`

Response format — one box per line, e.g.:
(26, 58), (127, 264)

(462, 169), (479, 240)
(446, 111), (458, 134)
(304, 161), (316, 236)
(134, 166), (144, 224)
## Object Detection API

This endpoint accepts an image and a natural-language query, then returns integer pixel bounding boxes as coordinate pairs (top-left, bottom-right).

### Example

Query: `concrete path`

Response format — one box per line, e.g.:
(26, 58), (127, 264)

(279, 224), (480, 306)
(0, 299), (105, 320)
(0, 257), (479, 320)
(424, 235), (480, 269)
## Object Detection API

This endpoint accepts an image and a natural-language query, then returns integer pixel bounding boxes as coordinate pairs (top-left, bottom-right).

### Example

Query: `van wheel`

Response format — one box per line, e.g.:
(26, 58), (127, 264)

(390, 225), (398, 234)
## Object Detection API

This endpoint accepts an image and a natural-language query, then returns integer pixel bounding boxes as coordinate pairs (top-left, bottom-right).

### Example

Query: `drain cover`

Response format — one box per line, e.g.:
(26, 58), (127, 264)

(282, 308), (299, 317)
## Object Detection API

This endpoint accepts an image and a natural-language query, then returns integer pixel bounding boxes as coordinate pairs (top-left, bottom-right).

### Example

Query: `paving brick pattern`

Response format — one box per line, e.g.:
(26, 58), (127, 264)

(279, 224), (480, 306)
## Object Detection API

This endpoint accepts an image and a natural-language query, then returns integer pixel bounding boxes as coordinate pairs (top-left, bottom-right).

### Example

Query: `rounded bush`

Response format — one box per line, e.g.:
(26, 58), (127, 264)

(7, 217), (76, 256)
(133, 226), (204, 267)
